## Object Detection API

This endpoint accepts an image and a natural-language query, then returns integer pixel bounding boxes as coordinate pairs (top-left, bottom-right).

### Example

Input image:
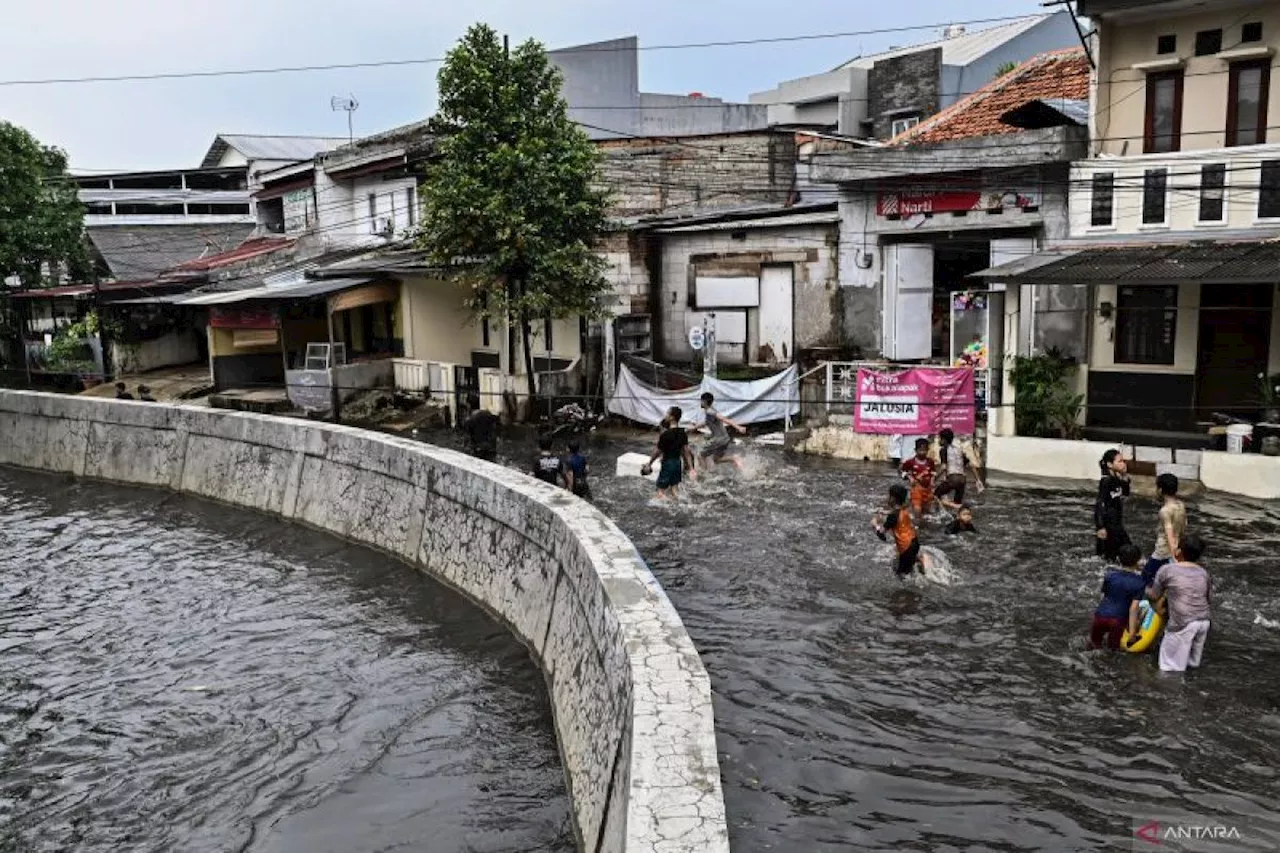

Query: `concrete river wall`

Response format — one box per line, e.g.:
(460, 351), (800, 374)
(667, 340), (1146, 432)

(0, 391), (729, 853)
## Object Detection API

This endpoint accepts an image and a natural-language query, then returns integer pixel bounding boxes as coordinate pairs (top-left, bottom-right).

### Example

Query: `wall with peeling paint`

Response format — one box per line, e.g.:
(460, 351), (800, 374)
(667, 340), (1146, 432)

(0, 391), (729, 853)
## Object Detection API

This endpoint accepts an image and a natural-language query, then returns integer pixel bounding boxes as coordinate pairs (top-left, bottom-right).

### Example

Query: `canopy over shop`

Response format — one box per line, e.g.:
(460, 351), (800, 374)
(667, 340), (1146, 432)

(178, 276), (400, 394)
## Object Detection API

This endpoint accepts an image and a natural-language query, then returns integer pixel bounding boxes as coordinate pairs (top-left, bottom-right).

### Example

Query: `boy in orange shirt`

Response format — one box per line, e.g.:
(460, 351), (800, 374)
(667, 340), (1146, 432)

(900, 438), (938, 518)
(873, 484), (922, 578)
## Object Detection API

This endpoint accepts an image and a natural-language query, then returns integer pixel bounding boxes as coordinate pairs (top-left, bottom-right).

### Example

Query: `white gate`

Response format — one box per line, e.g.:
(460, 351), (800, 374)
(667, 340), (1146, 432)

(758, 265), (795, 364)
(883, 243), (934, 360)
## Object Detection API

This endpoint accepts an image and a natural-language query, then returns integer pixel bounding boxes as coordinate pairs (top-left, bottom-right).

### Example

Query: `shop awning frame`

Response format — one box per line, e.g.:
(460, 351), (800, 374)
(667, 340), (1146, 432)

(177, 276), (378, 306)
(973, 240), (1280, 285)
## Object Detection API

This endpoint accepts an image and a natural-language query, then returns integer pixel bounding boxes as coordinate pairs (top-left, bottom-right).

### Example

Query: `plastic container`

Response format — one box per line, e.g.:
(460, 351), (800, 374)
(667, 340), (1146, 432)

(1226, 423), (1252, 454)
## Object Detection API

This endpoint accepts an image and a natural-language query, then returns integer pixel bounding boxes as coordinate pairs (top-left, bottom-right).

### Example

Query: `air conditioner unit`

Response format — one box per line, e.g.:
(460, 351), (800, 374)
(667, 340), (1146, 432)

(372, 217), (394, 237)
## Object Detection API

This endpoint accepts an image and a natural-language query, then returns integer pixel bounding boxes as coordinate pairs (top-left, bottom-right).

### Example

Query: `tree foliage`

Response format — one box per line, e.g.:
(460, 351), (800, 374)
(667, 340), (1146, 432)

(417, 24), (611, 396)
(0, 121), (89, 288)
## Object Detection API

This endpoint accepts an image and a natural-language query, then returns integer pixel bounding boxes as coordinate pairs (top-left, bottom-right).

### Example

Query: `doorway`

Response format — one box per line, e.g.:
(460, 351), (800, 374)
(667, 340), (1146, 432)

(933, 242), (992, 358)
(1196, 283), (1273, 420)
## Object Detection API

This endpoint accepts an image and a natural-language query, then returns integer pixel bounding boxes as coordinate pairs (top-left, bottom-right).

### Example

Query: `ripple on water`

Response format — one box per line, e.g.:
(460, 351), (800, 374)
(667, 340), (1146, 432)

(582, 438), (1280, 852)
(0, 469), (572, 853)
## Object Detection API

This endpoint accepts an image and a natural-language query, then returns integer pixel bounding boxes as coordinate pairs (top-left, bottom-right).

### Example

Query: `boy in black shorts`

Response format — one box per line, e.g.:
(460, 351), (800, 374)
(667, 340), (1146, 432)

(873, 483), (922, 578)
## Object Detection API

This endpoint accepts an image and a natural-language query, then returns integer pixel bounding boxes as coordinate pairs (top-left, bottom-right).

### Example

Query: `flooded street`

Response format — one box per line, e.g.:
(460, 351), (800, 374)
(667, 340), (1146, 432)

(582, 440), (1280, 852)
(0, 468), (572, 853)
(426, 419), (1280, 853)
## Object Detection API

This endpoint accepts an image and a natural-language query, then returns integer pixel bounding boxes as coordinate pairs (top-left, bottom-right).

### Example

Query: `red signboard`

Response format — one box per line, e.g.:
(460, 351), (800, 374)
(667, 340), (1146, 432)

(209, 305), (279, 329)
(877, 187), (1041, 217)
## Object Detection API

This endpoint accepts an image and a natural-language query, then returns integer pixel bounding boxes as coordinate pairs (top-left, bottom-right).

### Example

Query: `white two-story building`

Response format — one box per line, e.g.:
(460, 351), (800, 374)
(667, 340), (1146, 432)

(980, 0), (1280, 497)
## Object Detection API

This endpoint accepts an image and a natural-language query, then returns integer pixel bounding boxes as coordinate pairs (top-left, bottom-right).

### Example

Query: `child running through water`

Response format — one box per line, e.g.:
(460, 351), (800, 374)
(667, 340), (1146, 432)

(642, 407), (696, 501)
(1089, 543), (1146, 650)
(933, 428), (985, 509)
(1144, 473), (1186, 586)
(1095, 449), (1131, 562)
(873, 483), (922, 578)
(698, 392), (747, 471)
(900, 438), (938, 518)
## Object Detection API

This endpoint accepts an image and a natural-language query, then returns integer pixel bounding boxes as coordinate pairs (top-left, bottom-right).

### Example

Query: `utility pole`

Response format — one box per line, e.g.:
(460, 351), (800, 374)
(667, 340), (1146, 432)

(702, 313), (717, 379)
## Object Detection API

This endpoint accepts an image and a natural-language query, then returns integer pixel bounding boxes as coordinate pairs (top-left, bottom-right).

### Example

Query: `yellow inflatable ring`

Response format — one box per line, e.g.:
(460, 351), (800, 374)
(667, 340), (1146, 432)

(1121, 597), (1166, 653)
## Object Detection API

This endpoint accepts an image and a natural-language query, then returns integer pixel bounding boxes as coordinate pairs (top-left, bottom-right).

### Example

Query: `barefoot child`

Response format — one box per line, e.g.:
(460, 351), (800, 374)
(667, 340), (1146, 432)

(698, 392), (747, 471)
(900, 438), (938, 518)
(563, 441), (591, 500)
(873, 484), (922, 578)
(1089, 543), (1145, 650)
(1095, 449), (1131, 563)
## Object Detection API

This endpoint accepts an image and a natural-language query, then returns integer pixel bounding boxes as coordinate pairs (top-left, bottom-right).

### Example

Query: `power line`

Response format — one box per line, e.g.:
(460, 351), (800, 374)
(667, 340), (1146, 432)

(0, 15), (1042, 89)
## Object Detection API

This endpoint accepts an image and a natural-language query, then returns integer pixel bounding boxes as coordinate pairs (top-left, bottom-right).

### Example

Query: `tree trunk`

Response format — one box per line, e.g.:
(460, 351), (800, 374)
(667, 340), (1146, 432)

(521, 310), (537, 410)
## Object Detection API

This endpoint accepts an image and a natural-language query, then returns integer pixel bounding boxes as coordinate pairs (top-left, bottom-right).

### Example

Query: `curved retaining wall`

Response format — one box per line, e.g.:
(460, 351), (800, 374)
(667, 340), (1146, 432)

(0, 391), (729, 853)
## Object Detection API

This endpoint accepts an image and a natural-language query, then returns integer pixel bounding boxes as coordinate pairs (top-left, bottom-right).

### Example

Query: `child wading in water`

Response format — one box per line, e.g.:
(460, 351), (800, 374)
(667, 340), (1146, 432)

(564, 441), (591, 500)
(698, 392), (747, 471)
(1144, 473), (1186, 586)
(873, 483), (922, 578)
(900, 438), (938, 519)
(945, 504), (977, 535)
(643, 407), (696, 501)
(1090, 543), (1146, 650)
(933, 428), (984, 509)
(1095, 449), (1131, 562)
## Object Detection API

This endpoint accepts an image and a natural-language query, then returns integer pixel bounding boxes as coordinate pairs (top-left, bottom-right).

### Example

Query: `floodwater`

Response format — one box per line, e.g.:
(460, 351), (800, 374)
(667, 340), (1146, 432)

(463, 427), (1280, 852)
(0, 468), (572, 853)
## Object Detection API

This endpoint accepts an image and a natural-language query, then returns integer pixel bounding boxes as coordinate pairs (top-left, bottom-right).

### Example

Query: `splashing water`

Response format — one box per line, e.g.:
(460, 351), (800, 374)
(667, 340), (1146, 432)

(1256, 612), (1280, 630)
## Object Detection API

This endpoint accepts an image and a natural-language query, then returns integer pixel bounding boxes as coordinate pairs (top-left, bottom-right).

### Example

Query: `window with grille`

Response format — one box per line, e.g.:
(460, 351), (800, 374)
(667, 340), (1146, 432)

(1091, 172), (1115, 226)
(1199, 164), (1226, 222)
(1115, 285), (1178, 365)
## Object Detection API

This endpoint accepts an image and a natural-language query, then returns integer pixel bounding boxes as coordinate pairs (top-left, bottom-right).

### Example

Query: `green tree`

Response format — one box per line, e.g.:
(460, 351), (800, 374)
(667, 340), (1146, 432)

(418, 24), (610, 403)
(0, 121), (89, 287)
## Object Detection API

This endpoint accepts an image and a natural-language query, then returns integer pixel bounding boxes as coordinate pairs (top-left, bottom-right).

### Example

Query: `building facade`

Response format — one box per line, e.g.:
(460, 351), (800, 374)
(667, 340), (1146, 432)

(985, 1), (1280, 437)
(750, 13), (1082, 138)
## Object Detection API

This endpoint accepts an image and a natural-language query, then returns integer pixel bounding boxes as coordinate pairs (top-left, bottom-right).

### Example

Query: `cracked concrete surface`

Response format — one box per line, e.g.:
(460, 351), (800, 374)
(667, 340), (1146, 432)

(0, 391), (730, 853)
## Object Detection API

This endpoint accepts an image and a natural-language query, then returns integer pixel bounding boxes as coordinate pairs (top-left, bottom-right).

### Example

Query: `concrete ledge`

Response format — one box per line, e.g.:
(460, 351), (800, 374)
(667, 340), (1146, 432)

(1200, 450), (1280, 500)
(987, 435), (1119, 482)
(0, 391), (728, 853)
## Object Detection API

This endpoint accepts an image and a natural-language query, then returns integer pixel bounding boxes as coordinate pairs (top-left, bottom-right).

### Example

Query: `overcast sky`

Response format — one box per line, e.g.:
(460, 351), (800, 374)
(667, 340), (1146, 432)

(0, 0), (1042, 173)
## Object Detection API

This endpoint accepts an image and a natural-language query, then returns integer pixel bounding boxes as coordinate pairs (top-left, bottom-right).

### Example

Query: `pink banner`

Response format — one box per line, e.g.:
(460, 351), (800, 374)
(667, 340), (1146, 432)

(853, 368), (975, 435)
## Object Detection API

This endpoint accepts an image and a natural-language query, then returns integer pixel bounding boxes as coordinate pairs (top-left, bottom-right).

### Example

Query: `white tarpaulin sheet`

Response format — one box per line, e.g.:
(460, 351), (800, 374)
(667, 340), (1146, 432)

(608, 363), (799, 427)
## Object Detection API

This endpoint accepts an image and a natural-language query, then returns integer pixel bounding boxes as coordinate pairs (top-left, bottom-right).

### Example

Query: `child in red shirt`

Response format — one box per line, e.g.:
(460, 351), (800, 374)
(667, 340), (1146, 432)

(900, 438), (937, 518)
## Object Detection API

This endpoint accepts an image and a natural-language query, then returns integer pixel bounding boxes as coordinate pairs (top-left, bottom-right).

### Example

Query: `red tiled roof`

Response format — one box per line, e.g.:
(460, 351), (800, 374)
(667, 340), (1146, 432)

(891, 49), (1090, 146)
(172, 236), (293, 272)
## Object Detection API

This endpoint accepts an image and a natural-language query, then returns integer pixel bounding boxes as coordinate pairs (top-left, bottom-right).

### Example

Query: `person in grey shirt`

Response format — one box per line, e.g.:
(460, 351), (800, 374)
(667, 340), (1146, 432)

(1146, 533), (1211, 673)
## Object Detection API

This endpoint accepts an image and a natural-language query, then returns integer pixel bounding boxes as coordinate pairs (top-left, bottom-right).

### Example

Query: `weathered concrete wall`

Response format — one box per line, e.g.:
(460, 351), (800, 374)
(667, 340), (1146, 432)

(0, 391), (728, 853)
(656, 224), (840, 364)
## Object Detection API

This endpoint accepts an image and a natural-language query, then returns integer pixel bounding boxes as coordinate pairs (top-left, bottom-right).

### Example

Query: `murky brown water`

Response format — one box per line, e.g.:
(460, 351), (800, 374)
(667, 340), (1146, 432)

(0, 468), (572, 853)
(431, 424), (1280, 852)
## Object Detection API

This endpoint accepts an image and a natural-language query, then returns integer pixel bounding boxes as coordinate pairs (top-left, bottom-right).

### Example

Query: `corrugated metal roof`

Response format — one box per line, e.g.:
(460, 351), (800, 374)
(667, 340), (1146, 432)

(201, 134), (349, 168)
(842, 15), (1053, 70)
(975, 240), (1280, 284)
(89, 224), (255, 280)
(179, 276), (374, 305)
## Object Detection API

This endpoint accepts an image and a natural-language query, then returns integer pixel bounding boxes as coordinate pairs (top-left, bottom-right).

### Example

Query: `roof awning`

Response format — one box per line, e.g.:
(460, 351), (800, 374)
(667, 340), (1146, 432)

(973, 240), (1280, 285)
(178, 276), (377, 306)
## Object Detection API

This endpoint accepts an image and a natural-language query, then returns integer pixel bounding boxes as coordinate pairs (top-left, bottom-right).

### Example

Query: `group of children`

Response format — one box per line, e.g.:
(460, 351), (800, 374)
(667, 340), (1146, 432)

(872, 428), (984, 577)
(533, 436), (592, 500)
(1088, 451), (1212, 672)
(640, 392), (747, 501)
